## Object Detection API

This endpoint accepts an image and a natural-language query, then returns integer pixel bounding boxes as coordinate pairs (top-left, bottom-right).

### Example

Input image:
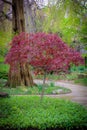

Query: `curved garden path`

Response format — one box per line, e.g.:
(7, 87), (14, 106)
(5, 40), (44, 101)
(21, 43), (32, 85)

(34, 79), (87, 107)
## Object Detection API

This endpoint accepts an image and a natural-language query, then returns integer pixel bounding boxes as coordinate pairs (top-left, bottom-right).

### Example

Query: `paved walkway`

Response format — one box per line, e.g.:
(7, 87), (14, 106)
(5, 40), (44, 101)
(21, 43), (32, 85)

(34, 80), (87, 107)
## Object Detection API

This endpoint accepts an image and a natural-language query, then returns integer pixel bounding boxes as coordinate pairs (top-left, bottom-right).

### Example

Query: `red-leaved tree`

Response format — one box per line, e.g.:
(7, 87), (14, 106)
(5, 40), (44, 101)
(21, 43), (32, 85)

(28, 33), (84, 82)
(5, 32), (84, 87)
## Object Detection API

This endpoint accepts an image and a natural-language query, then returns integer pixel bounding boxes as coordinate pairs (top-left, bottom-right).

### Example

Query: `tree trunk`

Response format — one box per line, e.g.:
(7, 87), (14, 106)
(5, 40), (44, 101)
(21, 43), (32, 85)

(7, 63), (35, 87)
(6, 0), (35, 87)
(12, 0), (25, 33)
(40, 72), (46, 101)
(24, 0), (36, 33)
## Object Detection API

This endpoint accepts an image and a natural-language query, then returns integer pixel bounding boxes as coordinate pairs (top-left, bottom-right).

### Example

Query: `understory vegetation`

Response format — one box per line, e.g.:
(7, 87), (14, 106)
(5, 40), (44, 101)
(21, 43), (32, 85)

(0, 63), (87, 86)
(0, 79), (71, 95)
(34, 65), (87, 86)
(0, 96), (87, 130)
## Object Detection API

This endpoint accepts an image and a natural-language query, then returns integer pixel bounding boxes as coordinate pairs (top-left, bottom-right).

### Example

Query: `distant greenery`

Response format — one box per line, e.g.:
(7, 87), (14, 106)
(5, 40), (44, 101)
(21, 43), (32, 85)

(0, 56), (4, 62)
(70, 65), (87, 73)
(0, 96), (87, 130)
(75, 78), (87, 86)
(43, 0), (86, 45)
(0, 31), (12, 56)
(0, 64), (9, 79)
(0, 64), (9, 73)
(34, 65), (87, 86)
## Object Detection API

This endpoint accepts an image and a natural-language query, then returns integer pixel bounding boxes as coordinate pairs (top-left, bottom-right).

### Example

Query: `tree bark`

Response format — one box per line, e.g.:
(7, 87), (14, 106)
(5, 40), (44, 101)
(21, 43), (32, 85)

(6, 0), (35, 87)
(7, 63), (35, 87)
(12, 0), (25, 33)
(40, 71), (46, 101)
(24, 0), (36, 33)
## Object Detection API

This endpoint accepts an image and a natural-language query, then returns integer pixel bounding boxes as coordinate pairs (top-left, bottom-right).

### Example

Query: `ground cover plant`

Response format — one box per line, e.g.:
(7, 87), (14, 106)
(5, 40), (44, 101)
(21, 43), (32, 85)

(0, 80), (71, 95)
(0, 96), (87, 130)
(74, 78), (87, 86)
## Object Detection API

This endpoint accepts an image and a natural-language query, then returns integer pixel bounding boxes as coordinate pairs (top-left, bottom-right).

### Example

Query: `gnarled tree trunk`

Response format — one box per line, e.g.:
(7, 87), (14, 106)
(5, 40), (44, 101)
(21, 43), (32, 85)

(12, 0), (25, 33)
(7, 63), (35, 87)
(7, 0), (35, 87)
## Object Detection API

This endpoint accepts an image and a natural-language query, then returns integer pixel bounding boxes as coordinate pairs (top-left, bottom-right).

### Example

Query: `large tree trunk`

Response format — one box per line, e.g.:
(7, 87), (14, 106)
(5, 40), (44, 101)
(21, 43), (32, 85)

(7, 63), (35, 87)
(24, 0), (36, 33)
(12, 0), (25, 33)
(7, 0), (35, 87)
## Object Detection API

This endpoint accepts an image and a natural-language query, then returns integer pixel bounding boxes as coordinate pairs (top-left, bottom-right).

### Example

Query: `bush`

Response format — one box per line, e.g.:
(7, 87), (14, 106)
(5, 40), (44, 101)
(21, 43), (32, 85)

(70, 65), (87, 73)
(0, 71), (8, 79)
(0, 64), (9, 79)
(0, 96), (87, 130)
(75, 78), (87, 86)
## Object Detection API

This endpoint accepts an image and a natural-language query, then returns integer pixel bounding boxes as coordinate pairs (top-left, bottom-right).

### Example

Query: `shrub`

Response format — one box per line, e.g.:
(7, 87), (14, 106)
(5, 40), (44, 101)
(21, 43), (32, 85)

(0, 96), (87, 130)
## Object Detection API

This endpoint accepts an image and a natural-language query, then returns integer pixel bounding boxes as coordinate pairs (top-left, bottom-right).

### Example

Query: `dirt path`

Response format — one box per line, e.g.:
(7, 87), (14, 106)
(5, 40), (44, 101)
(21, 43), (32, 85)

(34, 80), (87, 107)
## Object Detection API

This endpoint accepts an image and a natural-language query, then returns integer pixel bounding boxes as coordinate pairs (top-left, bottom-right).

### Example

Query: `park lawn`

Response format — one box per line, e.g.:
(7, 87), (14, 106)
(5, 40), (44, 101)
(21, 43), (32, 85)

(0, 96), (87, 130)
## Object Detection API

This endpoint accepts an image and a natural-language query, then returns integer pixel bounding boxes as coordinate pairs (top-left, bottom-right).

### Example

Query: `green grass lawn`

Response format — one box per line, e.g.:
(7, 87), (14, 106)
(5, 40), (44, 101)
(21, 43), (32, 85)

(0, 96), (87, 130)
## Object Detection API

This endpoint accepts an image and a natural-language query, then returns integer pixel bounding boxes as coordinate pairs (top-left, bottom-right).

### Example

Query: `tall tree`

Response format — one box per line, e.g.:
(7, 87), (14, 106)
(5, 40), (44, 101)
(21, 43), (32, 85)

(4, 0), (35, 87)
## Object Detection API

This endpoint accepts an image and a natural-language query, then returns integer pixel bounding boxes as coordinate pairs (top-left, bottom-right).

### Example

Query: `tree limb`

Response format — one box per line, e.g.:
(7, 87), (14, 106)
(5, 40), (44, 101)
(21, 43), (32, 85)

(1, 11), (12, 20)
(1, 0), (12, 5)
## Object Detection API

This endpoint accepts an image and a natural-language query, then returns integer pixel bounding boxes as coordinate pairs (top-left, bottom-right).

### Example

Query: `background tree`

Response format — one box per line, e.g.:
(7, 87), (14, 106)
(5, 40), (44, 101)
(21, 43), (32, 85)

(42, 0), (87, 50)
(12, 0), (25, 33)
(2, 0), (36, 87)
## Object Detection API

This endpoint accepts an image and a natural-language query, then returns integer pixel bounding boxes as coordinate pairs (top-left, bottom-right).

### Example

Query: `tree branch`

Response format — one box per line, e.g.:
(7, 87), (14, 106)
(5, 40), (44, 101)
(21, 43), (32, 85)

(72, 0), (87, 9)
(1, 0), (12, 6)
(1, 11), (12, 21)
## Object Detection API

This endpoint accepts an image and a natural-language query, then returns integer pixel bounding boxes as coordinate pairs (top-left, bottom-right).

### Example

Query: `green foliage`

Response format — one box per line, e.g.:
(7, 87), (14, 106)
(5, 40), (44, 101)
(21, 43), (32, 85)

(70, 65), (87, 73)
(65, 72), (78, 81)
(0, 31), (12, 56)
(0, 81), (71, 95)
(0, 63), (9, 72)
(42, 0), (87, 48)
(50, 82), (55, 87)
(0, 57), (4, 62)
(0, 64), (9, 79)
(34, 66), (87, 86)
(75, 78), (87, 86)
(0, 72), (8, 80)
(0, 96), (87, 130)
(34, 73), (64, 80)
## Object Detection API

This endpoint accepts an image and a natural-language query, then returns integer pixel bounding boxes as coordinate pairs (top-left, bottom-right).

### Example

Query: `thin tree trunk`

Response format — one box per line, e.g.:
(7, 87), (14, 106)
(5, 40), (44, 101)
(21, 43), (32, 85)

(40, 71), (46, 101)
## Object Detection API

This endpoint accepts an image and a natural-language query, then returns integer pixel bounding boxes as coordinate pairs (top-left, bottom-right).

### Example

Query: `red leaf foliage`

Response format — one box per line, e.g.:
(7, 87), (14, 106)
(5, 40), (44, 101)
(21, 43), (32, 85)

(5, 32), (84, 73)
